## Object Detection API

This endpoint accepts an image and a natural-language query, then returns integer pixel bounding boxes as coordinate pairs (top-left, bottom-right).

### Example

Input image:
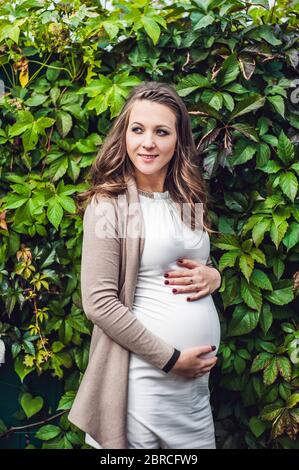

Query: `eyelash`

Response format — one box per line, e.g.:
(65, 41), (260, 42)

(132, 127), (169, 136)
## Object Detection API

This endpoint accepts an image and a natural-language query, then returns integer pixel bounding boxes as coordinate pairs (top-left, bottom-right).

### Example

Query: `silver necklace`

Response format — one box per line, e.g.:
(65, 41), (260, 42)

(137, 189), (155, 199)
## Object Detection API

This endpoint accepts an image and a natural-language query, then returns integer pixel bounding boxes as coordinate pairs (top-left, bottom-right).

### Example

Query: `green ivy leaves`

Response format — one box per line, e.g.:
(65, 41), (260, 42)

(3, 177), (79, 231)
(251, 353), (292, 386)
(9, 111), (55, 152)
(176, 74), (211, 97)
(228, 305), (260, 336)
(79, 72), (141, 117)
(14, 355), (34, 383)
(47, 182), (77, 230)
(0, 0), (298, 451)
(259, 131), (298, 203)
(35, 421), (81, 448)
(20, 393), (44, 418)
(36, 425), (61, 440)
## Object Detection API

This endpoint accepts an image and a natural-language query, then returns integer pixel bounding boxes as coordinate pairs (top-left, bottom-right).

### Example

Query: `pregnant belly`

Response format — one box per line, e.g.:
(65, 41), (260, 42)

(132, 285), (221, 354)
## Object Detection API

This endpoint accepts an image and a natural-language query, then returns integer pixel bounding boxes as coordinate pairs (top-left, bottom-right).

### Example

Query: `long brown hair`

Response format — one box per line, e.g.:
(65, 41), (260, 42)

(77, 81), (216, 234)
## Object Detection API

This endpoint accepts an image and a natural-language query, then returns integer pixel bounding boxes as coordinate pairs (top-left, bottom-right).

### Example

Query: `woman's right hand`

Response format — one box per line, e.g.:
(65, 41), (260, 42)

(170, 345), (218, 379)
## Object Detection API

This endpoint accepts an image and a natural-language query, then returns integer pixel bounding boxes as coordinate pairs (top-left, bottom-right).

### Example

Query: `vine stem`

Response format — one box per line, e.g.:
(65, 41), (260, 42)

(26, 54), (52, 86)
(0, 64), (13, 87)
(28, 60), (73, 79)
(32, 294), (49, 357)
(46, 125), (54, 152)
(0, 410), (67, 439)
(9, 62), (16, 87)
(269, 0), (277, 23)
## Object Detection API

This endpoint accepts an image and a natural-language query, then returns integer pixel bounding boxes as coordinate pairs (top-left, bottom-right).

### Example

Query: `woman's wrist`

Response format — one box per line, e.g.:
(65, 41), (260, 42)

(208, 267), (222, 293)
(162, 348), (181, 373)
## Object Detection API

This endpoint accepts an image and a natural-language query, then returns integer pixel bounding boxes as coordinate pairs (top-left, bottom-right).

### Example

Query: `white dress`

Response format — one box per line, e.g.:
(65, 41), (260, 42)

(86, 189), (221, 449)
(126, 190), (221, 449)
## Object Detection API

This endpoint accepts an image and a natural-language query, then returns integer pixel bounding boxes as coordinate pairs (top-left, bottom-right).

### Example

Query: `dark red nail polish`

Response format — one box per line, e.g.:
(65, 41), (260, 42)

(211, 345), (216, 351)
(187, 297), (191, 301)
(164, 273), (169, 278)
(164, 280), (169, 285)
(172, 289), (177, 293)
(178, 259), (183, 263)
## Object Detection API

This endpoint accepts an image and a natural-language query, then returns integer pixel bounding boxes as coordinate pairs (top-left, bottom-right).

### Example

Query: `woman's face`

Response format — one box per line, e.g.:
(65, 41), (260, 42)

(125, 99), (177, 185)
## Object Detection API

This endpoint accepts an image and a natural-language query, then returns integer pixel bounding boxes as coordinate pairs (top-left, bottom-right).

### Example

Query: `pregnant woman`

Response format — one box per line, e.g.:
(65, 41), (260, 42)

(68, 81), (221, 449)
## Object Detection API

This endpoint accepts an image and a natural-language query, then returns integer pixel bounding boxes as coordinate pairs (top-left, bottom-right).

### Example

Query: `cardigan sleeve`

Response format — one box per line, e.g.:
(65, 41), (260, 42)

(80, 197), (180, 373)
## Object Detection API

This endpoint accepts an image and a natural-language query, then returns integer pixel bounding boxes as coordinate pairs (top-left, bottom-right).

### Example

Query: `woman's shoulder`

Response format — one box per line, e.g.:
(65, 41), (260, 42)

(82, 194), (121, 238)
(86, 193), (119, 210)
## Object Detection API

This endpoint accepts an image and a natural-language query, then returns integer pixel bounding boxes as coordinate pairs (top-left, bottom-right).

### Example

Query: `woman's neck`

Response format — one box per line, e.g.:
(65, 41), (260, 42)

(134, 173), (166, 193)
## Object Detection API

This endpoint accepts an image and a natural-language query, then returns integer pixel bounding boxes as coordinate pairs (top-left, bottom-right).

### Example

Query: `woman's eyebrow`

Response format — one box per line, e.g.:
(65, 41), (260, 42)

(130, 121), (172, 129)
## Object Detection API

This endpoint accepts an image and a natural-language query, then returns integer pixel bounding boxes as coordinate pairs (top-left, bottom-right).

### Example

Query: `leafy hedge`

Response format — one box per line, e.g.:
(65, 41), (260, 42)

(0, 0), (299, 449)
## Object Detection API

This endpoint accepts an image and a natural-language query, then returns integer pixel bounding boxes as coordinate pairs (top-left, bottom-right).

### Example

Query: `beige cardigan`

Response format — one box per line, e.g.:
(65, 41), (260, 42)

(68, 175), (213, 448)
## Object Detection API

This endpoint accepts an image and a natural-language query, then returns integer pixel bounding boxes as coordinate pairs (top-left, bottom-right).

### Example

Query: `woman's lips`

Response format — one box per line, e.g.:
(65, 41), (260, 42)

(138, 154), (158, 162)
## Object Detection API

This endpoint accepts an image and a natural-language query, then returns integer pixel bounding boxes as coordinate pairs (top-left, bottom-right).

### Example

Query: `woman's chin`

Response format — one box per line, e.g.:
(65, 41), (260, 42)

(135, 165), (160, 176)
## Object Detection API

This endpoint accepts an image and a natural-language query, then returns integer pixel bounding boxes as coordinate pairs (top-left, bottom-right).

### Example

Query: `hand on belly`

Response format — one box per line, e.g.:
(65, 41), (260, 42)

(163, 258), (221, 301)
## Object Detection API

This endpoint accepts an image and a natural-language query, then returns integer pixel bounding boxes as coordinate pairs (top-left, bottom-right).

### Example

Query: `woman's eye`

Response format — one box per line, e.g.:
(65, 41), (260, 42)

(132, 127), (168, 136)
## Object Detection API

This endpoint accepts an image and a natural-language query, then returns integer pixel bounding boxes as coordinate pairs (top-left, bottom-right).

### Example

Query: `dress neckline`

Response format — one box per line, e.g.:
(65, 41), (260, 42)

(137, 188), (170, 200)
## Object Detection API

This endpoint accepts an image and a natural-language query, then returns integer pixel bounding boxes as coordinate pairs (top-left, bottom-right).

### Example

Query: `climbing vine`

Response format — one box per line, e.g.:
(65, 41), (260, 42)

(0, 0), (298, 449)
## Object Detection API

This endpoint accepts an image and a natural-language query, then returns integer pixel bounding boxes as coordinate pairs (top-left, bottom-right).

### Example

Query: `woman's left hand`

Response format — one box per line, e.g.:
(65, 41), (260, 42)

(164, 258), (221, 301)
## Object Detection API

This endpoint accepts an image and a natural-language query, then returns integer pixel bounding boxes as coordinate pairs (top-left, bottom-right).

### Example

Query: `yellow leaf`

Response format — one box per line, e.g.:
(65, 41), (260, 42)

(41, 280), (49, 290)
(23, 354), (35, 368)
(19, 68), (29, 88)
(24, 267), (32, 279)
(28, 324), (39, 335)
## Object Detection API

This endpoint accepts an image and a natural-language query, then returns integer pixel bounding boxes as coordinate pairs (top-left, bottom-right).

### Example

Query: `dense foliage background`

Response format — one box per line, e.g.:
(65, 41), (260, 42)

(0, 0), (299, 449)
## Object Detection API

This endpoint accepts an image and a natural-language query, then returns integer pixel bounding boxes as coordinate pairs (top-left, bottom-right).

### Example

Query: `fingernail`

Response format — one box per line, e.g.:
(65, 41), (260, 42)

(187, 297), (191, 301)
(164, 273), (169, 277)
(211, 345), (216, 351)
(172, 289), (177, 293)
(178, 259), (183, 263)
(164, 280), (169, 285)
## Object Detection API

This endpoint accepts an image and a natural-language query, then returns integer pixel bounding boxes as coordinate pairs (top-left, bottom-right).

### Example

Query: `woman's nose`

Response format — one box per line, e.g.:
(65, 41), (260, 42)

(142, 133), (156, 147)
(142, 141), (156, 149)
